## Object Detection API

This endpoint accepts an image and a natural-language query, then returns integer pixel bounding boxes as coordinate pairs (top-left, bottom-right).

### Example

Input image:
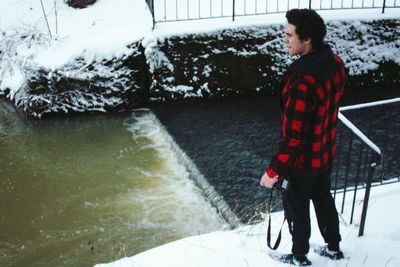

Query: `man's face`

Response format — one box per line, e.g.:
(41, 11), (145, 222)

(283, 23), (309, 56)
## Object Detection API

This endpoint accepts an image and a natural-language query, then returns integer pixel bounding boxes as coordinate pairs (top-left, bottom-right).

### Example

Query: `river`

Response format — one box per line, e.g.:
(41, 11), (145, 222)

(1, 86), (399, 266)
(0, 100), (225, 267)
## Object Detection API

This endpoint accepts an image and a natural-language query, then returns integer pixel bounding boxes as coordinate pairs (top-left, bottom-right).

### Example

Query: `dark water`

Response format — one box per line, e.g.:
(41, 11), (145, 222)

(151, 87), (400, 222)
(341, 101), (400, 180)
(152, 97), (282, 222)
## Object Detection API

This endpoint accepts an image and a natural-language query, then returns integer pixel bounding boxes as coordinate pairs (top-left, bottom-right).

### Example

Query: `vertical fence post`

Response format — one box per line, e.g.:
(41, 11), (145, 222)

(334, 128), (344, 201)
(382, 0), (386, 13)
(147, 0), (155, 29)
(350, 142), (364, 225)
(341, 135), (353, 214)
(233, 0), (236, 21)
(309, 0), (312, 9)
(358, 161), (376, 237)
(176, 0), (178, 20)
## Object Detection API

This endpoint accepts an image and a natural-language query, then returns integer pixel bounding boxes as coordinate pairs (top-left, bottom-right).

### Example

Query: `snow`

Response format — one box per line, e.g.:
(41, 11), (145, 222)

(0, 0), (152, 68)
(0, 0), (152, 97)
(338, 112), (382, 155)
(1, 1), (399, 99)
(95, 182), (400, 267)
(1, 0), (400, 266)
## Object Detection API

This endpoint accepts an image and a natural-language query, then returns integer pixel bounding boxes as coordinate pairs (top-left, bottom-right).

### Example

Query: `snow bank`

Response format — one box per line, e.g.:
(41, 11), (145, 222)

(0, 0), (153, 97)
(95, 182), (400, 267)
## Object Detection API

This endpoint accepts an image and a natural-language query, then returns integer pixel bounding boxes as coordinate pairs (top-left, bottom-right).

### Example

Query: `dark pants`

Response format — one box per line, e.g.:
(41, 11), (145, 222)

(282, 170), (341, 255)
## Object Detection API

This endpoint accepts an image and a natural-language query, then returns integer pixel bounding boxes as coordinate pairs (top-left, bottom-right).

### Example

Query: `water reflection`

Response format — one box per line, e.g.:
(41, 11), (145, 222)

(0, 100), (224, 267)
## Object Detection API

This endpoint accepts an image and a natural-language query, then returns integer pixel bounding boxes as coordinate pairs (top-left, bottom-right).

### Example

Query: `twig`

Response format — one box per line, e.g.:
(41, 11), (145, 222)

(39, 0), (52, 39)
(363, 254), (368, 265)
(54, 0), (58, 35)
(385, 257), (394, 267)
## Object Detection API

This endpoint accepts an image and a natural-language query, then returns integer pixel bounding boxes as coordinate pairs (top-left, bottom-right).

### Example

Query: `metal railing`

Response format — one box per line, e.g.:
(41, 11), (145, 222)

(146, 0), (400, 26)
(333, 97), (400, 237)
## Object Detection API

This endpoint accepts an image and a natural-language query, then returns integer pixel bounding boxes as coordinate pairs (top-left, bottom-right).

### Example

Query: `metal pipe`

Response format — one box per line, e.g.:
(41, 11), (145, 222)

(350, 142), (364, 224)
(341, 135), (353, 214)
(358, 158), (377, 236)
(146, 0), (156, 29)
(199, 0), (201, 18)
(334, 128), (344, 201)
(256, 0), (258, 14)
(232, 0), (236, 21)
(152, 0), (155, 28)
(176, 0), (178, 20)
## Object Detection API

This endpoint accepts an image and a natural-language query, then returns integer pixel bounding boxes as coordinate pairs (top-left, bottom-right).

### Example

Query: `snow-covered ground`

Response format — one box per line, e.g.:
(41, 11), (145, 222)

(96, 181), (400, 267)
(0, 0), (152, 99)
(1, 1), (400, 266)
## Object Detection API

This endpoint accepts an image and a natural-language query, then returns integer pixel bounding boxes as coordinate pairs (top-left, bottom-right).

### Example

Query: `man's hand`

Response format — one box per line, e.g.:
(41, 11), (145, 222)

(260, 172), (278, 188)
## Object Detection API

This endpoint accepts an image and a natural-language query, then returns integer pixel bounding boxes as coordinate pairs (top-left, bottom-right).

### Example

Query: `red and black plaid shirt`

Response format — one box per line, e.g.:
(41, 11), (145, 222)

(267, 54), (347, 179)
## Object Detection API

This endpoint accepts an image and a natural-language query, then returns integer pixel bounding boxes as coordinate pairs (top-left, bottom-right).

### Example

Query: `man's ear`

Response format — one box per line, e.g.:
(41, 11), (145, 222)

(303, 37), (312, 45)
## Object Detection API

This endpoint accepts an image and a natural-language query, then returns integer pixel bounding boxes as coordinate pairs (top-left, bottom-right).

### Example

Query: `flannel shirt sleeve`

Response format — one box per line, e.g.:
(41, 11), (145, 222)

(266, 76), (317, 179)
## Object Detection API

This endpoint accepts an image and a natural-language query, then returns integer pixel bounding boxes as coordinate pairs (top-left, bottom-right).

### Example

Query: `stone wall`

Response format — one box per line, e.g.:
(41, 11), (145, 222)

(146, 19), (400, 103)
(5, 19), (399, 118)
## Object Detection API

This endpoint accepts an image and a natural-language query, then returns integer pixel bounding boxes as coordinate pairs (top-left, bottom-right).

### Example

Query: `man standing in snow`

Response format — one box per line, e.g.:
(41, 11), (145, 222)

(259, 9), (347, 266)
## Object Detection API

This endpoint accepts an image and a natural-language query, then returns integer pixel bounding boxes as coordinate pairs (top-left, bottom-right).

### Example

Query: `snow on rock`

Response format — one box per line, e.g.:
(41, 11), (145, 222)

(0, 0), (399, 117)
(143, 24), (288, 102)
(144, 19), (400, 103)
(0, 0), (152, 118)
(9, 43), (148, 118)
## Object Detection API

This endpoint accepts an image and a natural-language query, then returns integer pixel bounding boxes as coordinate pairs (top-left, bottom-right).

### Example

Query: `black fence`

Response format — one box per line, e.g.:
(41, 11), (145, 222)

(146, 0), (399, 26)
(332, 98), (400, 237)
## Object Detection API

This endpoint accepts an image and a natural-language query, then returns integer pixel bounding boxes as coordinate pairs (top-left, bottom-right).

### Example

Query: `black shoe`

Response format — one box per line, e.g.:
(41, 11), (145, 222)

(314, 245), (344, 260)
(277, 254), (312, 266)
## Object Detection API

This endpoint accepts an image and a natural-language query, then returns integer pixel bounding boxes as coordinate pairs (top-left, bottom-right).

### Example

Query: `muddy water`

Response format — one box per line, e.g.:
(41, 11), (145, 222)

(0, 101), (224, 267)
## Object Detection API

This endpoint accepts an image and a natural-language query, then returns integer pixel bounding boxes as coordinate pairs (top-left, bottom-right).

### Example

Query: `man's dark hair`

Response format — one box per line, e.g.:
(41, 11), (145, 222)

(286, 9), (326, 50)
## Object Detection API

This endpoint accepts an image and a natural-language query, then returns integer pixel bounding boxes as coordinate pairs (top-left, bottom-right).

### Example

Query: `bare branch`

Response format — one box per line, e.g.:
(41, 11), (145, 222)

(39, 0), (52, 39)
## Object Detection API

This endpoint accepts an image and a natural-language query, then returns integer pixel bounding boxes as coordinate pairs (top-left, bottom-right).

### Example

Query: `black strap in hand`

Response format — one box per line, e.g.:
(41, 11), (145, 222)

(267, 188), (286, 250)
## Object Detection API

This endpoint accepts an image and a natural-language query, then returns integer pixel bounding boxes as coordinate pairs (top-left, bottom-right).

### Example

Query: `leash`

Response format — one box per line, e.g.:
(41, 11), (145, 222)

(267, 187), (286, 250)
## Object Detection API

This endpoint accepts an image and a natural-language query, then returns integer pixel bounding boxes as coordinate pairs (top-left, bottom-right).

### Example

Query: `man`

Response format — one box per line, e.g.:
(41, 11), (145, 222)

(259, 9), (347, 266)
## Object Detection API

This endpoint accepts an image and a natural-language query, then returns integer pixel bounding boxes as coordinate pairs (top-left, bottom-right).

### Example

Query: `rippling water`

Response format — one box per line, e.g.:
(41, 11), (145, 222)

(1, 87), (398, 266)
(0, 100), (224, 267)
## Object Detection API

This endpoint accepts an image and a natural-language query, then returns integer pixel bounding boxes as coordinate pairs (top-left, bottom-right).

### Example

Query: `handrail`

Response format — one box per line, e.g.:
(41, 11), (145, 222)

(339, 97), (400, 111)
(335, 97), (400, 236)
(337, 112), (381, 156)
